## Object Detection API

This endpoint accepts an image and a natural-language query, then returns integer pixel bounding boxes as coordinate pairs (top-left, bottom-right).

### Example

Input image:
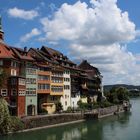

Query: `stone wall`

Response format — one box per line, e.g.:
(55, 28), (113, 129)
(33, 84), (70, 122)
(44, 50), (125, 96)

(21, 105), (125, 130)
(22, 113), (84, 129)
(98, 105), (124, 118)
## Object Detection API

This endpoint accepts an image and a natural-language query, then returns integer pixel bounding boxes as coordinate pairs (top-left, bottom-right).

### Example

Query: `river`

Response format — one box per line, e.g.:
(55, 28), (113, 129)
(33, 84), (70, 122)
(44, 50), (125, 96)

(1, 98), (140, 140)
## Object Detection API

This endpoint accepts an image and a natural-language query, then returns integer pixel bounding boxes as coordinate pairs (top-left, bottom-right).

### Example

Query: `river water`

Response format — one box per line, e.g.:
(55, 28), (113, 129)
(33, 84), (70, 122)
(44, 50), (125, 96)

(1, 98), (140, 140)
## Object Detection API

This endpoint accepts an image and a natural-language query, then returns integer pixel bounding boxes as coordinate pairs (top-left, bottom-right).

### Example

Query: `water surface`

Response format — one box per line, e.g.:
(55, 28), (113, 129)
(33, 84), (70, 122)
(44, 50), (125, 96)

(1, 98), (140, 140)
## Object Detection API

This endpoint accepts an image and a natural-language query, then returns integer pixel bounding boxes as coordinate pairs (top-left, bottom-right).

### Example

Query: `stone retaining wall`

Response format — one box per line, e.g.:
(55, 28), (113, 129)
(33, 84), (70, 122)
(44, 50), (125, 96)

(22, 113), (84, 129)
(98, 105), (124, 117)
(21, 105), (126, 129)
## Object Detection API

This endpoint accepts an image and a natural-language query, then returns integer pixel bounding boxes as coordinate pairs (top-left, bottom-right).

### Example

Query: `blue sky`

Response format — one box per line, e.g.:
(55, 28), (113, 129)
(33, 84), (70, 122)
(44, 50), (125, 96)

(0, 0), (140, 85)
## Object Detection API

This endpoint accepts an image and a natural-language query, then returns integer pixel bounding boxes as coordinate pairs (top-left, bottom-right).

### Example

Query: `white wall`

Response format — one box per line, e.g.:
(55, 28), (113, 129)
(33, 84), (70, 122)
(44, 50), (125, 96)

(60, 70), (71, 111)
(71, 91), (81, 108)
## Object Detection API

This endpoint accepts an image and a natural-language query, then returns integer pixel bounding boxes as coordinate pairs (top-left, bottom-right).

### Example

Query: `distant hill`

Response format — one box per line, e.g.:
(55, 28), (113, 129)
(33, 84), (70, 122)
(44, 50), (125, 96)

(104, 84), (140, 92)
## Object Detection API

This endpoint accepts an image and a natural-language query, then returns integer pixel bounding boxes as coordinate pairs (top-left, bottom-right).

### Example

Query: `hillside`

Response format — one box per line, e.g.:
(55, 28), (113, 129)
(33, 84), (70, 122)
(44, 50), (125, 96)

(104, 84), (140, 92)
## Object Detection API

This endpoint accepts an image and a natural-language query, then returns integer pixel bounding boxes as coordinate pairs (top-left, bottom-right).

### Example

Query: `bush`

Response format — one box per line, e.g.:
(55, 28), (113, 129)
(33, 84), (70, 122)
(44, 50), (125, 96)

(92, 102), (100, 109)
(10, 116), (24, 132)
(0, 98), (11, 134)
(55, 102), (63, 113)
(40, 108), (48, 114)
(66, 106), (73, 113)
(100, 101), (112, 108)
(0, 98), (25, 134)
(77, 100), (88, 110)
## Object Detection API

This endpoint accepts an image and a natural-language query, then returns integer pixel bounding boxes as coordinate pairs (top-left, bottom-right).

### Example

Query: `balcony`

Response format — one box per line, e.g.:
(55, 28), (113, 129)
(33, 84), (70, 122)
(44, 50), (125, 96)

(38, 71), (50, 76)
(38, 80), (50, 84)
(51, 82), (63, 86)
(50, 91), (63, 96)
(37, 89), (50, 94)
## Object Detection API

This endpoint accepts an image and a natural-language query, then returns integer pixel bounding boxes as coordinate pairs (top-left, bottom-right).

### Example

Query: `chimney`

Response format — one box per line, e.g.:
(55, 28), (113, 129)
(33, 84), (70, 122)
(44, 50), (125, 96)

(24, 46), (27, 52)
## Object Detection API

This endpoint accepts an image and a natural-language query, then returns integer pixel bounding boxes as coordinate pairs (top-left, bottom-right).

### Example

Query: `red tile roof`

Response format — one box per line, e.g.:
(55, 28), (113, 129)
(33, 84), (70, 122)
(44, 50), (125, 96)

(0, 42), (16, 59)
(11, 47), (34, 61)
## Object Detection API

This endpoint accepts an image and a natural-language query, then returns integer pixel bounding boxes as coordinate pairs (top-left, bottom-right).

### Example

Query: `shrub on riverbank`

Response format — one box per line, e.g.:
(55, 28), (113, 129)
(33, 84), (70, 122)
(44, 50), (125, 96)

(0, 98), (11, 134)
(10, 116), (24, 132)
(0, 97), (24, 134)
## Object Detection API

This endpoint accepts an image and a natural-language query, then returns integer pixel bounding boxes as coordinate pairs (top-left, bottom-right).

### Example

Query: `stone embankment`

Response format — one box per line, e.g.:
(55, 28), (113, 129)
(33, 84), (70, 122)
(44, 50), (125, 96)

(22, 113), (84, 129)
(20, 104), (130, 132)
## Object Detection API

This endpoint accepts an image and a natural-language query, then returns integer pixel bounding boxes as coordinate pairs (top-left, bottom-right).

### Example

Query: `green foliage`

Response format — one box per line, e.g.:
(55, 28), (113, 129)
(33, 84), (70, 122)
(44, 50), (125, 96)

(77, 100), (88, 110)
(92, 102), (100, 109)
(40, 108), (48, 114)
(0, 98), (11, 134)
(116, 87), (129, 102)
(99, 100), (112, 108)
(128, 90), (140, 97)
(10, 116), (24, 132)
(55, 102), (63, 113)
(0, 98), (24, 134)
(66, 106), (72, 113)
(106, 86), (129, 104)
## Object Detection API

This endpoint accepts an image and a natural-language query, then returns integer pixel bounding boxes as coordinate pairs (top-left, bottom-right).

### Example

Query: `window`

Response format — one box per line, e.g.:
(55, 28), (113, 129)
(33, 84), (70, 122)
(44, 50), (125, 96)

(11, 69), (17, 76)
(51, 86), (63, 93)
(11, 78), (17, 85)
(65, 101), (67, 106)
(26, 88), (36, 96)
(38, 84), (50, 90)
(26, 68), (36, 75)
(64, 78), (70, 82)
(1, 89), (7, 96)
(0, 60), (3, 66)
(65, 70), (70, 74)
(11, 89), (17, 96)
(19, 90), (25, 96)
(38, 75), (50, 81)
(26, 78), (36, 84)
(52, 72), (63, 77)
(51, 77), (63, 83)
(19, 78), (25, 85)
(64, 85), (70, 90)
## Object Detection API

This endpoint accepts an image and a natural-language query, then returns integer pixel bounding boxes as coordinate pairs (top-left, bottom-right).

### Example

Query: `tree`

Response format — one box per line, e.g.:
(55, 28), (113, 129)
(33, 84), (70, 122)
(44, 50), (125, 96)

(106, 86), (129, 104)
(0, 97), (24, 134)
(116, 87), (129, 102)
(0, 97), (11, 134)
(55, 102), (63, 113)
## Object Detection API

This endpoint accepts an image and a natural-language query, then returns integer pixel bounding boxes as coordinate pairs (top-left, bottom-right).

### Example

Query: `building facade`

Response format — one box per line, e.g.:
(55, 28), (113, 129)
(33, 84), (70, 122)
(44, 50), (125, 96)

(0, 18), (103, 116)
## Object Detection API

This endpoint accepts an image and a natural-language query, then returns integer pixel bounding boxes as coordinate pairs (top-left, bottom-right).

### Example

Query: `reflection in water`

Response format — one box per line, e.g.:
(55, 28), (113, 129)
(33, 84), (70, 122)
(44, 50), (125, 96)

(1, 98), (140, 140)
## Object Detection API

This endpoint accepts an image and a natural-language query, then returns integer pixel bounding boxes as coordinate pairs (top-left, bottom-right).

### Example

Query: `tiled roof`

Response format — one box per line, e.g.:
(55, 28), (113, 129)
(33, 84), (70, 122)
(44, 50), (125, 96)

(41, 46), (76, 65)
(11, 47), (34, 61)
(0, 42), (16, 59)
(42, 46), (62, 56)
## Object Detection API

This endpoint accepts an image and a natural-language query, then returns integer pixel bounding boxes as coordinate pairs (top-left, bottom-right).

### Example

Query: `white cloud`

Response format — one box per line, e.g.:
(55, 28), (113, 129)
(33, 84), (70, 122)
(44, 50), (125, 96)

(40, 0), (136, 45)
(8, 7), (39, 20)
(39, 0), (140, 85)
(70, 43), (135, 74)
(20, 28), (41, 42)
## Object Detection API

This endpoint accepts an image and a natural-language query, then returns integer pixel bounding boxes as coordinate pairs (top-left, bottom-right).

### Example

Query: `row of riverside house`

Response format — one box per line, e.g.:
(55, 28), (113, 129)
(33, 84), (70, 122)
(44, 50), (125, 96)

(0, 17), (103, 117)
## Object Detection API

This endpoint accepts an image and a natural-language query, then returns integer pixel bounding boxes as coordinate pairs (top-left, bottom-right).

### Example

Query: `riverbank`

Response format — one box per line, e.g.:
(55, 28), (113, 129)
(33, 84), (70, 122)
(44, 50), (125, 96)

(1, 104), (130, 136)
(19, 104), (129, 132)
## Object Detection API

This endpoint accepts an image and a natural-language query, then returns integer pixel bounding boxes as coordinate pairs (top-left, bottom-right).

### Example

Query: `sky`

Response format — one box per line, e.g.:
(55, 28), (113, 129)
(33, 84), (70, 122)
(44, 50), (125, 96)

(0, 0), (140, 85)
